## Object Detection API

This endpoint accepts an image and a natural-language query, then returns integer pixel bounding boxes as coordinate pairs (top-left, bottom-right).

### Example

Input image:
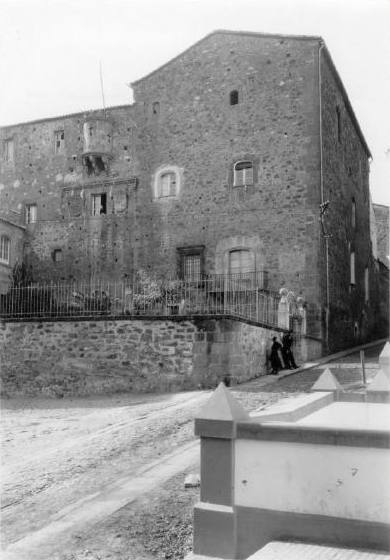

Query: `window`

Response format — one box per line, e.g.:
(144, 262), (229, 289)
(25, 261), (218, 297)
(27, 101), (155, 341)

(3, 139), (14, 162)
(183, 254), (201, 281)
(53, 249), (63, 262)
(350, 251), (355, 285)
(84, 154), (107, 176)
(178, 246), (204, 281)
(0, 235), (10, 264)
(154, 166), (181, 199)
(91, 193), (107, 215)
(364, 267), (369, 303)
(233, 161), (254, 187)
(336, 106), (342, 143)
(230, 90), (239, 105)
(247, 75), (255, 91)
(25, 203), (37, 224)
(54, 130), (65, 154)
(158, 172), (176, 198)
(351, 198), (356, 229)
(229, 249), (255, 275)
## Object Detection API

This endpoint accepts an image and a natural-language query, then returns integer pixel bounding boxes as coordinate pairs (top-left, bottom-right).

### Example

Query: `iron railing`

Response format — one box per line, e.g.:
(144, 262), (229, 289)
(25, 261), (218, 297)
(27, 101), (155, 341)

(0, 273), (280, 328)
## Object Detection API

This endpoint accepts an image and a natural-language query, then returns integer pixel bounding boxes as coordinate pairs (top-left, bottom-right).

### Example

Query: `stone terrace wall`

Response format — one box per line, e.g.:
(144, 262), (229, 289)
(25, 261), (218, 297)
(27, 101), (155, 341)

(0, 317), (319, 398)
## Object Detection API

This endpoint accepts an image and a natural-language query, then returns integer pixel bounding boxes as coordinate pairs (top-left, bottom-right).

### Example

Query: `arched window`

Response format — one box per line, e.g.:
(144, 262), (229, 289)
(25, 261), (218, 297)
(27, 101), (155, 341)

(230, 90), (239, 105)
(229, 249), (255, 275)
(159, 172), (176, 197)
(154, 166), (181, 199)
(234, 161), (254, 187)
(0, 235), (10, 264)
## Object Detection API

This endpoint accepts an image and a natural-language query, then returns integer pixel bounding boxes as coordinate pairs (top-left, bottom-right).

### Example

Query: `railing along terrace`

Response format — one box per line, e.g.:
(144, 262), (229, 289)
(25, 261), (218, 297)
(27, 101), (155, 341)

(0, 272), (280, 327)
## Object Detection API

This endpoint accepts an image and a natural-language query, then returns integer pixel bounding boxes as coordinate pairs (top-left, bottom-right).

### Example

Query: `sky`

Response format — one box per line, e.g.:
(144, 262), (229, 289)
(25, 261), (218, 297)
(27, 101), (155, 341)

(0, 0), (389, 205)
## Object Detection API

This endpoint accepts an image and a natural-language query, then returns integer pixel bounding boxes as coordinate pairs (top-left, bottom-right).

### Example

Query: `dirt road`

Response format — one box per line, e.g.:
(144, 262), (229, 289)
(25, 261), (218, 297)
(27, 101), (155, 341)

(1, 391), (212, 559)
(1, 346), (381, 560)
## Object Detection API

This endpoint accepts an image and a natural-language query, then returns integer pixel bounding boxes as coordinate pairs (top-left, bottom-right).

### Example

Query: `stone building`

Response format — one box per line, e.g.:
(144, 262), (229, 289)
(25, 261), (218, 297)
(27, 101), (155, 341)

(372, 203), (389, 267)
(0, 30), (388, 351)
(0, 217), (25, 294)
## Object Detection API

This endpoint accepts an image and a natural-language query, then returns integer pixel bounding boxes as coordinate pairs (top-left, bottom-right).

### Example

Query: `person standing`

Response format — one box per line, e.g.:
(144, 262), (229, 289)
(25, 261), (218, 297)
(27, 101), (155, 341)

(269, 336), (283, 375)
(282, 330), (298, 369)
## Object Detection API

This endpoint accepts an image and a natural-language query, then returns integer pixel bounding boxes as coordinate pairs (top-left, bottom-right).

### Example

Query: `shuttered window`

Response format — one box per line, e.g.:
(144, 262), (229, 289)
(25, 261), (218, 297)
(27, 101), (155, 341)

(158, 172), (176, 197)
(234, 161), (254, 187)
(25, 204), (37, 224)
(0, 235), (10, 263)
(229, 249), (255, 275)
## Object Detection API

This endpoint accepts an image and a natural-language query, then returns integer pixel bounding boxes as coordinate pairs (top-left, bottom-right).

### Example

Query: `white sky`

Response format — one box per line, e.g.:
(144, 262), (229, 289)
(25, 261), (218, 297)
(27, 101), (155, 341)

(0, 0), (389, 205)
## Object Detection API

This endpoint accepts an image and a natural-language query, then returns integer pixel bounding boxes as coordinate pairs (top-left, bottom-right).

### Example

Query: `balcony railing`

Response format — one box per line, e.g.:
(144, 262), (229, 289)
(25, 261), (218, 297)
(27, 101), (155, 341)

(0, 273), (280, 328)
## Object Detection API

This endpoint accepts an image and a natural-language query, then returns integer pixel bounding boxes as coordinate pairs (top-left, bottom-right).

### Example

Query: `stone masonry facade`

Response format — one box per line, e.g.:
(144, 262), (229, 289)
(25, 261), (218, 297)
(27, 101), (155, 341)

(0, 30), (388, 352)
(0, 218), (25, 294)
(0, 317), (317, 397)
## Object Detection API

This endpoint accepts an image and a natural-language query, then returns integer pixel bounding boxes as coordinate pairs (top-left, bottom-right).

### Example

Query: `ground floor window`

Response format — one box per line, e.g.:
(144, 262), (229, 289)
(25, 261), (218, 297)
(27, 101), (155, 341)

(229, 249), (255, 275)
(177, 246), (204, 281)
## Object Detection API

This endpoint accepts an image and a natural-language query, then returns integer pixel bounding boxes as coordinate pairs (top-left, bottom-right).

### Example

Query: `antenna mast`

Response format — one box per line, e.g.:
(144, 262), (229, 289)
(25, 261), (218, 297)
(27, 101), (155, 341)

(99, 59), (106, 117)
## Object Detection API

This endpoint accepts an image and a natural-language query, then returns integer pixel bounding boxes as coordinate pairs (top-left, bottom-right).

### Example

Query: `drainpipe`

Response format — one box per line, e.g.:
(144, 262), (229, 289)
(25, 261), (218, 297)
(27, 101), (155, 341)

(318, 41), (330, 353)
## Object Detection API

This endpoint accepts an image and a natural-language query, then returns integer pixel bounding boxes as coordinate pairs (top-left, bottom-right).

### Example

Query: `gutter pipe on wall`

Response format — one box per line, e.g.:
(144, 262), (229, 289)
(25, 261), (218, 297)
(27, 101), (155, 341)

(318, 41), (330, 353)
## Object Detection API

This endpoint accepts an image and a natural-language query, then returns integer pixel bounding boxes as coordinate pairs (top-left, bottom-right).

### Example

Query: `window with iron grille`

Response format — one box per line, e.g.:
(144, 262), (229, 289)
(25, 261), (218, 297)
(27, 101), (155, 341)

(177, 246), (204, 280)
(233, 161), (254, 187)
(183, 254), (201, 281)
(0, 235), (10, 264)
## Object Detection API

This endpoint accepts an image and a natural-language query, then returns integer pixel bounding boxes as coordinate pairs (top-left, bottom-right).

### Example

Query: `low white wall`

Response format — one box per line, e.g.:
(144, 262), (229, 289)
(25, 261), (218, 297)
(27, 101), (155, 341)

(235, 440), (390, 523)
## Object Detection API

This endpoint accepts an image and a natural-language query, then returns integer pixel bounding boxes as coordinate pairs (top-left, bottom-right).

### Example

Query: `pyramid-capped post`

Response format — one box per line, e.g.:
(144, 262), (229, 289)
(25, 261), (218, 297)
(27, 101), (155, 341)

(311, 368), (344, 393)
(366, 369), (390, 403)
(379, 342), (390, 375)
(195, 382), (250, 439)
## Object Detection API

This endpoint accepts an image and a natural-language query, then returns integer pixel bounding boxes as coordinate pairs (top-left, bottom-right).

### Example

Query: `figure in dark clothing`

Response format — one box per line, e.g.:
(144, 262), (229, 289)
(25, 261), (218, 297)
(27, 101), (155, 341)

(269, 336), (283, 375)
(282, 330), (298, 369)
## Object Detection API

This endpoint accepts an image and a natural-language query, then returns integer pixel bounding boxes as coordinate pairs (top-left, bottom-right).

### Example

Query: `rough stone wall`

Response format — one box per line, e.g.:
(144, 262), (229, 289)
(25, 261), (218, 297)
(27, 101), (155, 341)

(1, 33), (322, 299)
(0, 106), (138, 282)
(133, 32), (321, 303)
(373, 203), (389, 267)
(320, 51), (378, 350)
(0, 218), (25, 294)
(0, 317), (316, 397)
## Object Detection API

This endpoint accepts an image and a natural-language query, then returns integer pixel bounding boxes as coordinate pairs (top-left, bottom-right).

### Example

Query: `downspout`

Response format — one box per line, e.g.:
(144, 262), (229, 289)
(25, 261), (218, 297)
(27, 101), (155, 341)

(318, 41), (330, 352)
